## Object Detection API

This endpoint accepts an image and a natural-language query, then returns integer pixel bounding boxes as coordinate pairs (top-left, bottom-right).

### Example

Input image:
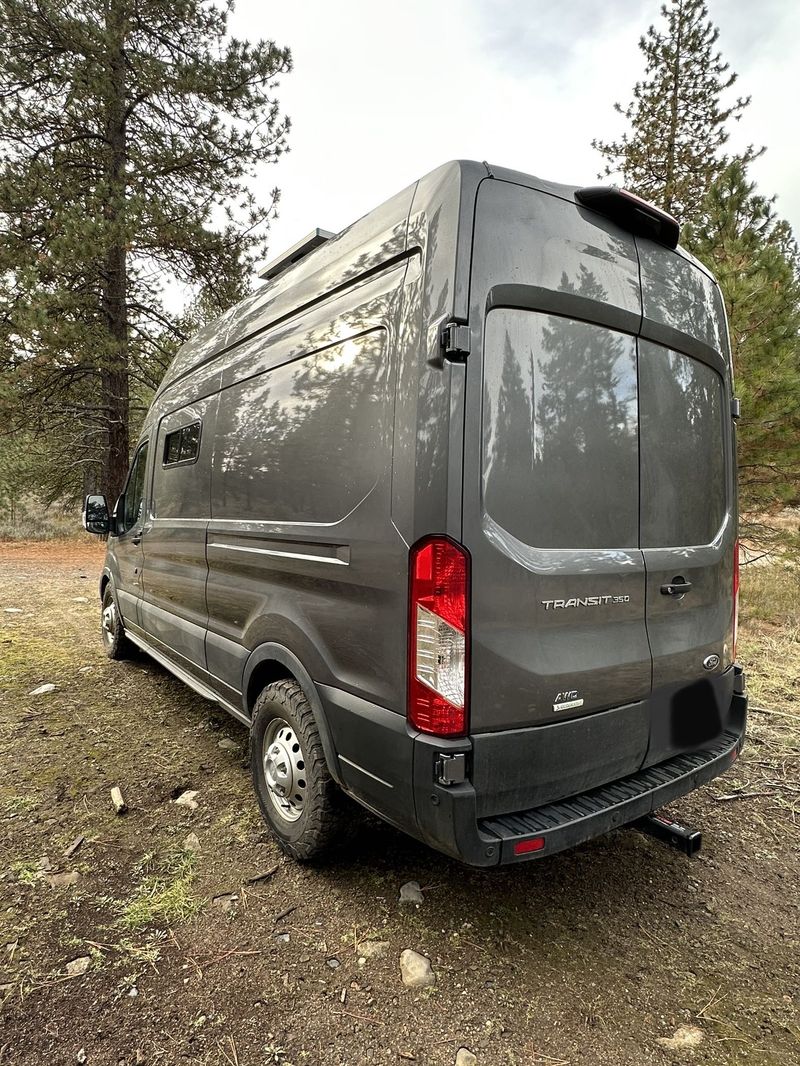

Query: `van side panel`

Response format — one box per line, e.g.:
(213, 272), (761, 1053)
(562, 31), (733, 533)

(203, 262), (414, 819)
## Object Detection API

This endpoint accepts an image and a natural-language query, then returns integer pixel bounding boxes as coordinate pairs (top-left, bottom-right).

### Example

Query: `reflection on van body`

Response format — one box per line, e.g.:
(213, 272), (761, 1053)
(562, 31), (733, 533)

(86, 161), (747, 867)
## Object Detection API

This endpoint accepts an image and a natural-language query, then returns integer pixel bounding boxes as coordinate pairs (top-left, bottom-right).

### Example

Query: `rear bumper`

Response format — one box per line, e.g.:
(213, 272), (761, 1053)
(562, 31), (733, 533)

(413, 666), (748, 866)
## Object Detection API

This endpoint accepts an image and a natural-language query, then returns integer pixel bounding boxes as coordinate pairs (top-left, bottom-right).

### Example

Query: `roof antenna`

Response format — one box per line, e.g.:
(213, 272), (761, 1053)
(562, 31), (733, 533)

(482, 160), (495, 178)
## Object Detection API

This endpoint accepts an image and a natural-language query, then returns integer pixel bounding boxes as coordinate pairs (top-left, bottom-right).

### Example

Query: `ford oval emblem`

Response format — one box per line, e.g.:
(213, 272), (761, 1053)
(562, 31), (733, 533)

(703, 654), (720, 671)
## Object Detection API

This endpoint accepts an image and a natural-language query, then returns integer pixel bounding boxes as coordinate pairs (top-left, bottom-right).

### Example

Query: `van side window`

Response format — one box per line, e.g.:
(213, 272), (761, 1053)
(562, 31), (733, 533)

(120, 441), (149, 534)
(163, 421), (201, 467)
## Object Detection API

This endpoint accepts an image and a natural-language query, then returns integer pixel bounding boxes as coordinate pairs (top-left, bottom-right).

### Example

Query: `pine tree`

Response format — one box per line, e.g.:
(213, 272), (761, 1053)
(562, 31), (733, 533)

(0, 0), (291, 505)
(593, 0), (759, 222)
(685, 162), (800, 512)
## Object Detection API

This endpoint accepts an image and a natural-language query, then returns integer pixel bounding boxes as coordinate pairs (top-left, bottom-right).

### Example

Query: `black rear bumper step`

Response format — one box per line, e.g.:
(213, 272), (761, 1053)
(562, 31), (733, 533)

(479, 721), (744, 864)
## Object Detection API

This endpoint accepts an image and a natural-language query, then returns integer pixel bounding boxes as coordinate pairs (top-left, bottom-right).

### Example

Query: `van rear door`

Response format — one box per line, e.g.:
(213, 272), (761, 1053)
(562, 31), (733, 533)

(462, 179), (652, 746)
(636, 241), (737, 764)
(458, 176), (736, 815)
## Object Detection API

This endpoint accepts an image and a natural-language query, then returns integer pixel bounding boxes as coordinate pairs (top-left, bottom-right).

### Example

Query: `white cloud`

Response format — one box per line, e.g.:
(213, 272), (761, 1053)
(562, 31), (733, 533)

(229, 0), (800, 265)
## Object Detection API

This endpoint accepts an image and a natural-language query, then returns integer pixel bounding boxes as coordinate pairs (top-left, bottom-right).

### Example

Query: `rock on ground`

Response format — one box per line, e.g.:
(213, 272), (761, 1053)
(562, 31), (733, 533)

(28, 683), (56, 696)
(183, 832), (201, 852)
(657, 1025), (704, 1051)
(212, 892), (239, 914)
(399, 949), (435, 989)
(358, 940), (389, 961)
(46, 871), (79, 889)
(65, 956), (91, 977)
(174, 789), (199, 810)
(399, 880), (424, 904)
(455, 1050), (477, 1066)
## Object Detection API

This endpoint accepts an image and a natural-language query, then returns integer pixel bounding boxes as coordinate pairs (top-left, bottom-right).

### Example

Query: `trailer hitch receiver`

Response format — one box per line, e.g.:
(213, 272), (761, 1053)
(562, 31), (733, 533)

(634, 812), (702, 857)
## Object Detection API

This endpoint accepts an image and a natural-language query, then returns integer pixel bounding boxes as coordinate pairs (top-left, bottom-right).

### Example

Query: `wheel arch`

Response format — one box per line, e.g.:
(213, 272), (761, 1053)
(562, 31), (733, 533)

(243, 643), (343, 788)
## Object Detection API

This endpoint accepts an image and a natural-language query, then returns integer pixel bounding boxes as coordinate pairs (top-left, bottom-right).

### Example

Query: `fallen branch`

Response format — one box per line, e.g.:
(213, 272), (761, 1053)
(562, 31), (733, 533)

(274, 905), (297, 923)
(63, 835), (85, 858)
(245, 865), (279, 885)
(713, 790), (775, 802)
(110, 786), (127, 815)
(750, 706), (800, 722)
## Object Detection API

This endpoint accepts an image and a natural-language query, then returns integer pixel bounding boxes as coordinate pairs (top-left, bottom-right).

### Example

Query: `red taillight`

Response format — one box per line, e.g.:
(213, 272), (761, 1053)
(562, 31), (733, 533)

(733, 537), (740, 661)
(514, 837), (545, 855)
(408, 536), (469, 736)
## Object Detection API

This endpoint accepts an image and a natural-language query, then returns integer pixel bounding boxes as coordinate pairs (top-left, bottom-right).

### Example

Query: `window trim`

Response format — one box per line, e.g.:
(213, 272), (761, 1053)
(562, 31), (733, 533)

(162, 420), (202, 468)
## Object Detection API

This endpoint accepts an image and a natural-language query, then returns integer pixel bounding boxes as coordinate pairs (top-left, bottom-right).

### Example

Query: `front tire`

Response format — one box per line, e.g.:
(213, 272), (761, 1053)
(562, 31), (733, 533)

(250, 680), (344, 862)
(100, 585), (134, 661)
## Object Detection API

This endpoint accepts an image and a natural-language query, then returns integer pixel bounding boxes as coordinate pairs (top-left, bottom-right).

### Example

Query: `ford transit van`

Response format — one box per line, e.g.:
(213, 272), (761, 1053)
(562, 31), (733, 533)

(83, 161), (747, 865)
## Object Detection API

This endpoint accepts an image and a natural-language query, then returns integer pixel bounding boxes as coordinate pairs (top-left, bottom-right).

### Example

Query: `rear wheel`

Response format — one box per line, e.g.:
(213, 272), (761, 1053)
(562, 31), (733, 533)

(250, 679), (344, 862)
(100, 586), (134, 661)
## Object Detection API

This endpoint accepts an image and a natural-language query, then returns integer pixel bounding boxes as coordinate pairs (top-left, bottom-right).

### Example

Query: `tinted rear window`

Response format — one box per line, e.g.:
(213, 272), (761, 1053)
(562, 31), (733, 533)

(639, 340), (726, 546)
(482, 309), (639, 549)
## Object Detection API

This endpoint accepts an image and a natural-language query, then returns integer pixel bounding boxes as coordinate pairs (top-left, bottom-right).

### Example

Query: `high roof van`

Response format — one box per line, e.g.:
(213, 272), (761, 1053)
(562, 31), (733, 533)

(84, 161), (748, 866)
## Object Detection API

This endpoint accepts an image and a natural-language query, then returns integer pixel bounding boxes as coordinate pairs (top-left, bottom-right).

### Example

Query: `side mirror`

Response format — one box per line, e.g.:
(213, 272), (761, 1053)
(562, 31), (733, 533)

(83, 494), (110, 535)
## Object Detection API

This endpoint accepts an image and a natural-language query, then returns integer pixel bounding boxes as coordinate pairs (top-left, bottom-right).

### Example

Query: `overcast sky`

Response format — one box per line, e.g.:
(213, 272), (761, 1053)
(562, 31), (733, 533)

(228, 0), (800, 270)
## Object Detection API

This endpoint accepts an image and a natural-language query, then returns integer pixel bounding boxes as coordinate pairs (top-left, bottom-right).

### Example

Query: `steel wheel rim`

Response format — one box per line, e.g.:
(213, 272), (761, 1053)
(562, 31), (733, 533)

(101, 599), (117, 648)
(262, 717), (307, 823)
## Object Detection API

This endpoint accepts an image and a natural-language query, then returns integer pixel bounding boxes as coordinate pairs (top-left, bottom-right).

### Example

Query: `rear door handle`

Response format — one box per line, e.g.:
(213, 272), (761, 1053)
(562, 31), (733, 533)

(661, 581), (692, 596)
(131, 534), (142, 545)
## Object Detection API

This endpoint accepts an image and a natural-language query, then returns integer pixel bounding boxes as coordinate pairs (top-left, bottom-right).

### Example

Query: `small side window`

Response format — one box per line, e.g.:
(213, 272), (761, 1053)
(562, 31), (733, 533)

(164, 430), (181, 465)
(179, 421), (200, 462)
(163, 420), (201, 467)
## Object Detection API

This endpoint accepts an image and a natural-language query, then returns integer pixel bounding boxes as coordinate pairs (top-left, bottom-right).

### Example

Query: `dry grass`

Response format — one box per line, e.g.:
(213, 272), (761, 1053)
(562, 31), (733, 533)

(0, 495), (84, 541)
(738, 561), (799, 714)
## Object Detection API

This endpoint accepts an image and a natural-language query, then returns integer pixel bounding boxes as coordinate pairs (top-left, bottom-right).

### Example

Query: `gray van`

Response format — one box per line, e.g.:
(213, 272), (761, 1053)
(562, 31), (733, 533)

(83, 160), (747, 866)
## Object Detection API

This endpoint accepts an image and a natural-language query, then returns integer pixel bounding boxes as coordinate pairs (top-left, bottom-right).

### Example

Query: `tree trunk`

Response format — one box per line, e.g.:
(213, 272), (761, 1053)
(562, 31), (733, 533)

(100, 0), (129, 506)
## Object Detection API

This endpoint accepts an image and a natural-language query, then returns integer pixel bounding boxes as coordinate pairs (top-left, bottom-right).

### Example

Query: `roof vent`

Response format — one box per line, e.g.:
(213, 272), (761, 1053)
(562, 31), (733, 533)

(575, 186), (680, 249)
(257, 228), (336, 281)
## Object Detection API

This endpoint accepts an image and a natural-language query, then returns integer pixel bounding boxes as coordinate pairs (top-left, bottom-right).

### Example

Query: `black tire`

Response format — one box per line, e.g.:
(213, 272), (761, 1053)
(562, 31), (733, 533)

(100, 585), (134, 661)
(250, 679), (344, 862)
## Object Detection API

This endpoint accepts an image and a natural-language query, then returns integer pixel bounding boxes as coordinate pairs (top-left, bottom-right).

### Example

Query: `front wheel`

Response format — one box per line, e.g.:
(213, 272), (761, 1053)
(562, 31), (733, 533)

(250, 680), (344, 862)
(100, 585), (134, 661)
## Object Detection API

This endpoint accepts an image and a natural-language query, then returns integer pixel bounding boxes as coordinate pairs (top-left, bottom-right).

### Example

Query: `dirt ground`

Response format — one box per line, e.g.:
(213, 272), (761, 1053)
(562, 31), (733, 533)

(0, 541), (798, 1066)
